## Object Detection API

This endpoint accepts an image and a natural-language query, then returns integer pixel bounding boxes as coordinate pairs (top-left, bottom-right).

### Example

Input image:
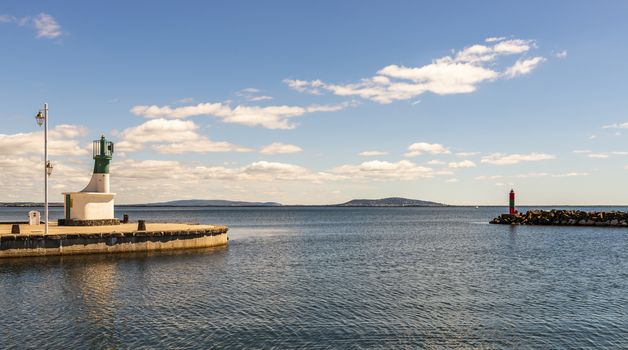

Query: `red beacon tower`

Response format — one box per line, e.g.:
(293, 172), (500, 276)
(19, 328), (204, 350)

(509, 189), (517, 215)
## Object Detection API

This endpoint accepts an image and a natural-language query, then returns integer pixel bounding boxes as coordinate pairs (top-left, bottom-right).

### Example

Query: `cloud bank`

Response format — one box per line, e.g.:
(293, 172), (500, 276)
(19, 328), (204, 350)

(116, 118), (253, 154)
(130, 101), (355, 129)
(285, 38), (545, 104)
(481, 152), (556, 165)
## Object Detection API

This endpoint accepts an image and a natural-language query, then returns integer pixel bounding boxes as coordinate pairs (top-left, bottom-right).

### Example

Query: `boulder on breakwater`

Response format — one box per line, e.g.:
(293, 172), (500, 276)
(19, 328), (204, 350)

(490, 209), (628, 226)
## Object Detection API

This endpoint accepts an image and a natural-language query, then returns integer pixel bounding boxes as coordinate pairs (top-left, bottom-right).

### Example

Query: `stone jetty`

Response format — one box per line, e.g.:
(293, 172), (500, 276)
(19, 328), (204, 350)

(490, 209), (628, 226)
(0, 222), (228, 258)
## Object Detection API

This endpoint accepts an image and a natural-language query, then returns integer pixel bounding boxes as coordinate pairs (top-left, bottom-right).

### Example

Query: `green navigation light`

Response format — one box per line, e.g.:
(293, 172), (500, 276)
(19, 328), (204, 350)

(93, 135), (114, 174)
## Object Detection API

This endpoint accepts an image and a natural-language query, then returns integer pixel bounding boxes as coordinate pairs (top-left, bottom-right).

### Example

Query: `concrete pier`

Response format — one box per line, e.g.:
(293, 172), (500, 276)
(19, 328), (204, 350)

(0, 222), (228, 258)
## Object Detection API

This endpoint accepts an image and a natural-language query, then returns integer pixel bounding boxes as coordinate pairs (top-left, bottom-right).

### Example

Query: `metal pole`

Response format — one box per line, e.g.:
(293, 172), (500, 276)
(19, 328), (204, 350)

(44, 103), (48, 235)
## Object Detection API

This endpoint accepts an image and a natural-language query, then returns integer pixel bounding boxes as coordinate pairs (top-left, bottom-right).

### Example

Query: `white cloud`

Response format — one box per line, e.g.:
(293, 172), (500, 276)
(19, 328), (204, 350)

(514, 172), (549, 178)
(260, 142), (303, 155)
(332, 160), (434, 181)
(378, 61), (497, 86)
(116, 118), (252, 154)
(587, 153), (609, 159)
(552, 172), (589, 177)
(476, 172), (588, 180)
(111, 159), (343, 186)
(481, 152), (556, 165)
(446, 178), (460, 183)
(248, 95), (273, 102)
(427, 159), (446, 165)
(612, 151), (628, 155)
(131, 102), (230, 119)
(130, 101), (354, 129)
(493, 39), (534, 54)
(285, 38), (545, 104)
(573, 150), (591, 154)
(555, 50), (568, 59)
(448, 160), (476, 168)
(503, 57), (546, 78)
(240, 88), (259, 93)
(0, 15), (29, 26)
(241, 161), (341, 183)
(154, 139), (252, 154)
(515, 172), (590, 178)
(117, 119), (200, 153)
(1, 13), (62, 39)
(359, 150), (388, 157)
(485, 36), (506, 43)
(0, 154), (95, 198)
(602, 122), (628, 129)
(33, 13), (62, 39)
(176, 97), (194, 103)
(0, 125), (88, 156)
(236, 88), (273, 102)
(456, 151), (480, 157)
(0, 156), (41, 177)
(283, 79), (324, 95)
(0, 15), (16, 23)
(112, 160), (189, 179)
(404, 142), (451, 157)
(475, 175), (503, 180)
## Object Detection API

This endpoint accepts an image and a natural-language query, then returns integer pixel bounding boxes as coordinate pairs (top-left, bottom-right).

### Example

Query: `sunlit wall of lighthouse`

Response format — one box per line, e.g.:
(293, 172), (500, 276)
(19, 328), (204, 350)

(61, 135), (118, 225)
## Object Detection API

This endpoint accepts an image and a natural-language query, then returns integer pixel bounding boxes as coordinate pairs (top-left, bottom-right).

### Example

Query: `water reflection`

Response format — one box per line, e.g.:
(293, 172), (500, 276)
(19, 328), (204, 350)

(61, 257), (118, 337)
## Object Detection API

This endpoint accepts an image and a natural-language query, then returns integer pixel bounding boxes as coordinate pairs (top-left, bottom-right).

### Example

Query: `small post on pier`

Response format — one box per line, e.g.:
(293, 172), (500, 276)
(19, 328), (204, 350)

(509, 189), (517, 215)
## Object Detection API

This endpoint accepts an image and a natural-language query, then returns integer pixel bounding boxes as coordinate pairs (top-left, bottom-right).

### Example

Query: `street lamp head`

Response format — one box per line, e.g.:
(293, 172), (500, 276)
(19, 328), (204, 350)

(35, 111), (44, 126)
(46, 161), (53, 176)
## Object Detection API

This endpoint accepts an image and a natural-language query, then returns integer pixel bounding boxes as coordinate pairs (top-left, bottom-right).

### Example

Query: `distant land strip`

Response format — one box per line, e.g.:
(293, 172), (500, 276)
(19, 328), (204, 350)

(1, 197), (447, 207)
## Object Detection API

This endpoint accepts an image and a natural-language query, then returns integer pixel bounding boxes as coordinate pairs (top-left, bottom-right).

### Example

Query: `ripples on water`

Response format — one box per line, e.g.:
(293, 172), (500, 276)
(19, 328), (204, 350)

(1, 206), (628, 348)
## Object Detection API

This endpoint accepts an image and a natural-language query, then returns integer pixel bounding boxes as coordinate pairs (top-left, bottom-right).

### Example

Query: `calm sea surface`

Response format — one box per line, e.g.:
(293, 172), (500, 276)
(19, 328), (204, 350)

(1, 206), (628, 349)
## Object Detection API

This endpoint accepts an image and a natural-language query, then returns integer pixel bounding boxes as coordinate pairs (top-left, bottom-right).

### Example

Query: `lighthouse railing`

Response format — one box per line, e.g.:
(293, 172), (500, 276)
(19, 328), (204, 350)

(93, 139), (113, 157)
(93, 140), (100, 158)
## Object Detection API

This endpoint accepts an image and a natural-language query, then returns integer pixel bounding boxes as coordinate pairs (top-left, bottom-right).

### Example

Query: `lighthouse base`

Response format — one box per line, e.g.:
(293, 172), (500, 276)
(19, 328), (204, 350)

(62, 192), (116, 223)
(58, 218), (120, 226)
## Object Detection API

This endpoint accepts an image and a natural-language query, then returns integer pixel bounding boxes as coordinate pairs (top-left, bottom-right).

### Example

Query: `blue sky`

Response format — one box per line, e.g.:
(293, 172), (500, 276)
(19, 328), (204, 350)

(1, 1), (628, 205)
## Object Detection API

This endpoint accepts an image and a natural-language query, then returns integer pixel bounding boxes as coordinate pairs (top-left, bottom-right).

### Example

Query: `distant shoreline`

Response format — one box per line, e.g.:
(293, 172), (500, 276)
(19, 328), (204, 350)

(3, 203), (628, 208)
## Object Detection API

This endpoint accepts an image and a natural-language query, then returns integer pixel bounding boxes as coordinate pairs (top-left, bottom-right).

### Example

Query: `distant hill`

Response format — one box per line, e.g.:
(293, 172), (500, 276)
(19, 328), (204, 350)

(336, 197), (446, 207)
(1, 198), (445, 207)
(140, 199), (282, 207)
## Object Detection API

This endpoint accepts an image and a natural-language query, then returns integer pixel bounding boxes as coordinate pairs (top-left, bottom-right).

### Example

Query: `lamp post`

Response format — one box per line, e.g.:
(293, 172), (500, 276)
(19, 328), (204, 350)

(35, 103), (51, 234)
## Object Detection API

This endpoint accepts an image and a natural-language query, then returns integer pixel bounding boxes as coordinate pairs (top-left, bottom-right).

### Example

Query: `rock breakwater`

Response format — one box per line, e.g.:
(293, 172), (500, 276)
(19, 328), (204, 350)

(490, 209), (628, 226)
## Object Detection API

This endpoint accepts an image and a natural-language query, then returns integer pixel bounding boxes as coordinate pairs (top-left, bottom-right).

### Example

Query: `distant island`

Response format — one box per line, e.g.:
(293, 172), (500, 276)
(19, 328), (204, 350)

(0, 197), (446, 208)
(336, 197), (446, 207)
(138, 197), (446, 207)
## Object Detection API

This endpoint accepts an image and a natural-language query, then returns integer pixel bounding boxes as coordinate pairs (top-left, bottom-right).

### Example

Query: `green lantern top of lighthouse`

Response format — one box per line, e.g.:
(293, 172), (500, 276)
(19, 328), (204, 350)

(93, 135), (114, 174)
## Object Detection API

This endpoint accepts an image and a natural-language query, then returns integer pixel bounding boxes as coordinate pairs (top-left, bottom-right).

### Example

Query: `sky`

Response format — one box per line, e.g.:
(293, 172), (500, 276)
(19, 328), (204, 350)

(1, 1), (628, 205)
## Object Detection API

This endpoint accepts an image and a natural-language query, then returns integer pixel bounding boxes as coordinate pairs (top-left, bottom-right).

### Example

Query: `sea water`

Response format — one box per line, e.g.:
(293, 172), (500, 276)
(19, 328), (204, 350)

(1, 206), (627, 348)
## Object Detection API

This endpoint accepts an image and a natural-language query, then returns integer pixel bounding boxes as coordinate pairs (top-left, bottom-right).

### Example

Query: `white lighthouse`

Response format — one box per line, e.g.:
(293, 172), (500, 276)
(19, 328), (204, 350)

(61, 135), (119, 225)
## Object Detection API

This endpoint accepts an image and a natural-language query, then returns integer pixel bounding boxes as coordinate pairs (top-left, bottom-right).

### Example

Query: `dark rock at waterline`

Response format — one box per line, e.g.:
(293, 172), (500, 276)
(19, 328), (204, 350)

(490, 209), (628, 227)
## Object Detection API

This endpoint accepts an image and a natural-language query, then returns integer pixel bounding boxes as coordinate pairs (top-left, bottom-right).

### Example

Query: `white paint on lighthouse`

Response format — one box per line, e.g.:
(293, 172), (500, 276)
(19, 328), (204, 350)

(82, 173), (110, 193)
(62, 135), (116, 222)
